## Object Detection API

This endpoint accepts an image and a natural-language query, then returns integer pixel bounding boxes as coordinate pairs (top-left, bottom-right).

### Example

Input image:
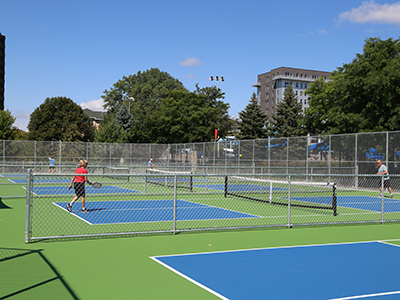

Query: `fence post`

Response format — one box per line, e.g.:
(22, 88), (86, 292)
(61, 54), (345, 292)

(25, 169), (32, 243)
(381, 176), (385, 224)
(287, 175), (291, 228)
(173, 175), (177, 234)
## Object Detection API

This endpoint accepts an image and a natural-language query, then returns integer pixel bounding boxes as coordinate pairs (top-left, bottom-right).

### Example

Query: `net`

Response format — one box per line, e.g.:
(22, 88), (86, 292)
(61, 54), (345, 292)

(146, 169), (193, 191)
(224, 176), (337, 216)
(104, 166), (130, 181)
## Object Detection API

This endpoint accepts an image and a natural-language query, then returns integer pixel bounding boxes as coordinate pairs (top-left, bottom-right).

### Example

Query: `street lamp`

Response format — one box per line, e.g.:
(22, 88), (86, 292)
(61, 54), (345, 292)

(209, 76), (225, 89)
(127, 97), (135, 111)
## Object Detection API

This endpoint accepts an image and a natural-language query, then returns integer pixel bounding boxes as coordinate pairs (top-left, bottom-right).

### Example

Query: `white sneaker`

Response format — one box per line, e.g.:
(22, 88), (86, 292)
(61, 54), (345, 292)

(378, 194), (383, 197)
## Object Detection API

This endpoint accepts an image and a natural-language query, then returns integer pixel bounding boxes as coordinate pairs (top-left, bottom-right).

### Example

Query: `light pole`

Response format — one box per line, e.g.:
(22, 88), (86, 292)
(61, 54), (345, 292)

(209, 76), (224, 89)
(128, 97), (135, 111)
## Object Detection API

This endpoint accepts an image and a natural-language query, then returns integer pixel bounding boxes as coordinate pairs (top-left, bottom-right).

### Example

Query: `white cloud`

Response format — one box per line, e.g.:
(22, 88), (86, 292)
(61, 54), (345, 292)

(185, 73), (197, 79)
(80, 99), (106, 112)
(338, 1), (400, 26)
(318, 29), (328, 34)
(13, 113), (30, 131)
(179, 57), (204, 67)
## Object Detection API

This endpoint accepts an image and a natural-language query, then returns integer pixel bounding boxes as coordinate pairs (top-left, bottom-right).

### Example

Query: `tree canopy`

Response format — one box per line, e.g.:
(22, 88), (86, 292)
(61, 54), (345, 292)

(268, 85), (303, 138)
(155, 85), (230, 143)
(238, 92), (268, 140)
(98, 69), (230, 143)
(0, 109), (17, 140)
(303, 37), (400, 135)
(99, 68), (187, 143)
(28, 97), (95, 141)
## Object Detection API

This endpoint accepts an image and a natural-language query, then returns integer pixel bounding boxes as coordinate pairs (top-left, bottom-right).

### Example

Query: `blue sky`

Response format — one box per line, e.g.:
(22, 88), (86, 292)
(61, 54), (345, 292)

(1, 0), (400, 131)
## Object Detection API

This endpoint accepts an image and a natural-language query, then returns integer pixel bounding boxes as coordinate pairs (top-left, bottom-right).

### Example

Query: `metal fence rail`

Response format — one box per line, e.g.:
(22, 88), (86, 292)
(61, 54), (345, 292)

(2, 130), (400, 176)
(24, 171), (400, 243)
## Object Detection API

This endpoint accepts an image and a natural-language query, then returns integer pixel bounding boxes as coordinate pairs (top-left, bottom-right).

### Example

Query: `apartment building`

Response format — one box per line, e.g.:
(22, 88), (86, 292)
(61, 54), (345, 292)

(0, 33), (5, 111)
(252, 67), (331, 118)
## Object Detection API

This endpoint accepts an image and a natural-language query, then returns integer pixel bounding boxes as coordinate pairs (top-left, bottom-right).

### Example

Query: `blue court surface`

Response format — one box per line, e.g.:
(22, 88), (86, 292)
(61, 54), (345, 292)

(10, 178), (70, 184)
(32, 185), (140, 195)
(151, 241), (400, 300)
(1, 174), (27, 178)
(289, 196), (400, 213)
(53, 200), (259, 224)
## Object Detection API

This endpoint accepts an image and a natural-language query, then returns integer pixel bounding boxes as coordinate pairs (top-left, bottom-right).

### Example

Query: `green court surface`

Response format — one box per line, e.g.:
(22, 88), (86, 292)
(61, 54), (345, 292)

(2, 197), (400, 299)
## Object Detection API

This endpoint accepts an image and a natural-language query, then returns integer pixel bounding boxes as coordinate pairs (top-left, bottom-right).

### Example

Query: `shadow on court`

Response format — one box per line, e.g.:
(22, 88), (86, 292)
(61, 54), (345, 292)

(0, 248), (79, 299)
(0, 198), (12, 209)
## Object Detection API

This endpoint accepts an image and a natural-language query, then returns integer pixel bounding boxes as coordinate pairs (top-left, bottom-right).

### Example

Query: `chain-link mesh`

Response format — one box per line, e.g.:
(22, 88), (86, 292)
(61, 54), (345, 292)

(24, 170), (400, 242)
(2, 131), (400, 177)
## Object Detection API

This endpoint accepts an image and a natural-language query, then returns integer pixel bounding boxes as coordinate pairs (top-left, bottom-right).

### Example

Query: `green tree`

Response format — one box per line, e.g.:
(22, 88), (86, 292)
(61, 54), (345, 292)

(155, 86), (229, 143)
(303, 37), (400, 134)
(269, 85), (303, 138)
(100, 68), (187, 143)
(94, 113), (128, 143)
(0, 109), (17, 140)
(238, 93), (268, 140)
(28, 97), (95, 141)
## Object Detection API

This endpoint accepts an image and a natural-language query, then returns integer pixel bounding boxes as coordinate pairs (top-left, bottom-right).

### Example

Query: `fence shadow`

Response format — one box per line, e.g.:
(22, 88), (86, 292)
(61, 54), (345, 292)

(0, 198), (11, 209)
(0, 247), (79, 299)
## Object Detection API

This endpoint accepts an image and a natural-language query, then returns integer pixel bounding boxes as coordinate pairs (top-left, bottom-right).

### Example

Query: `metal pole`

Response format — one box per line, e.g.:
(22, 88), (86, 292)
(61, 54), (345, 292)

(173, 175), (177, 234)
(386, 131), (389, 166)
(381, 176), (385, 223)
(59, 140), (62, 173)
(25, 169), (32, 243)
(288, 175), (291, 228)
(286, 137), (289, 174)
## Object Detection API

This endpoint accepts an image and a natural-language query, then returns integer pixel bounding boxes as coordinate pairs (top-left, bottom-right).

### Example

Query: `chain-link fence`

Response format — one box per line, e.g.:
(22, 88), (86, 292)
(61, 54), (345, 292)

(2, 130), (400, 176)
(24, 170), (400, 243)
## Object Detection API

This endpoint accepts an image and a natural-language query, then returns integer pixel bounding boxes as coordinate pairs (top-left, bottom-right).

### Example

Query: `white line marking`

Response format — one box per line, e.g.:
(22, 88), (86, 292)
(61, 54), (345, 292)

(150, 257), (229, 300)
(329, 290), (400, 299)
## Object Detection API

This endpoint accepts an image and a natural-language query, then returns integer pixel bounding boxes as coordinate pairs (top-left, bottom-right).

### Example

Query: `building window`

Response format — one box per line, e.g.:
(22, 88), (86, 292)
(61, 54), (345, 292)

(300, 91), (303, 96)
(277, 90), (279, 95)
(285, 81), (289, 87)
(295, 82), (298, 88)
(304, 84), (307, 89)
(266, 76), (270, 83)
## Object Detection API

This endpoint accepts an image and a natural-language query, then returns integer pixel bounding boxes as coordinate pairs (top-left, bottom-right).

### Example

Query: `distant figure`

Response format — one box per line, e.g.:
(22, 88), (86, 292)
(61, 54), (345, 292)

(376, 160), (393, 198)
(148, 158), (154, 169)
(48, 157), (55, 173)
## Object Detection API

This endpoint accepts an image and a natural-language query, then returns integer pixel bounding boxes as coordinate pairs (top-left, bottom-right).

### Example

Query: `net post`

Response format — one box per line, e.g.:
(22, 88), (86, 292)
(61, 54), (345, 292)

(224, 176), (228, 198)
(269, 181), (272, 204)
(190, 172), (193, 192)
(25, 169), (32, 243)
(333, 183), (337, 216)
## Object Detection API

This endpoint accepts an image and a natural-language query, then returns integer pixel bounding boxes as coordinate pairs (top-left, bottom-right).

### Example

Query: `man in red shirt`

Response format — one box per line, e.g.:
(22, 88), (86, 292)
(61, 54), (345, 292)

(66, 160), (89, 212)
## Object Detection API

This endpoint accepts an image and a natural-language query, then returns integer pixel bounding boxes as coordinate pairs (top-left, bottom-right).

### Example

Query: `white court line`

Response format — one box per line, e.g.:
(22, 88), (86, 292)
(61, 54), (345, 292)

(150, 256), (229, 300)
(152, 241), (400, 300)
(329, 290), (400, 299)
(51, 202), (93, 225)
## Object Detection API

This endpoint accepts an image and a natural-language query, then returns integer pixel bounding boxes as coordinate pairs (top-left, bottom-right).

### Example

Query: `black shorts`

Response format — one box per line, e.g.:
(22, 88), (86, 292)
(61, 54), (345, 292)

(378, 179), (391, 189)
(74, 182), (85, 197)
